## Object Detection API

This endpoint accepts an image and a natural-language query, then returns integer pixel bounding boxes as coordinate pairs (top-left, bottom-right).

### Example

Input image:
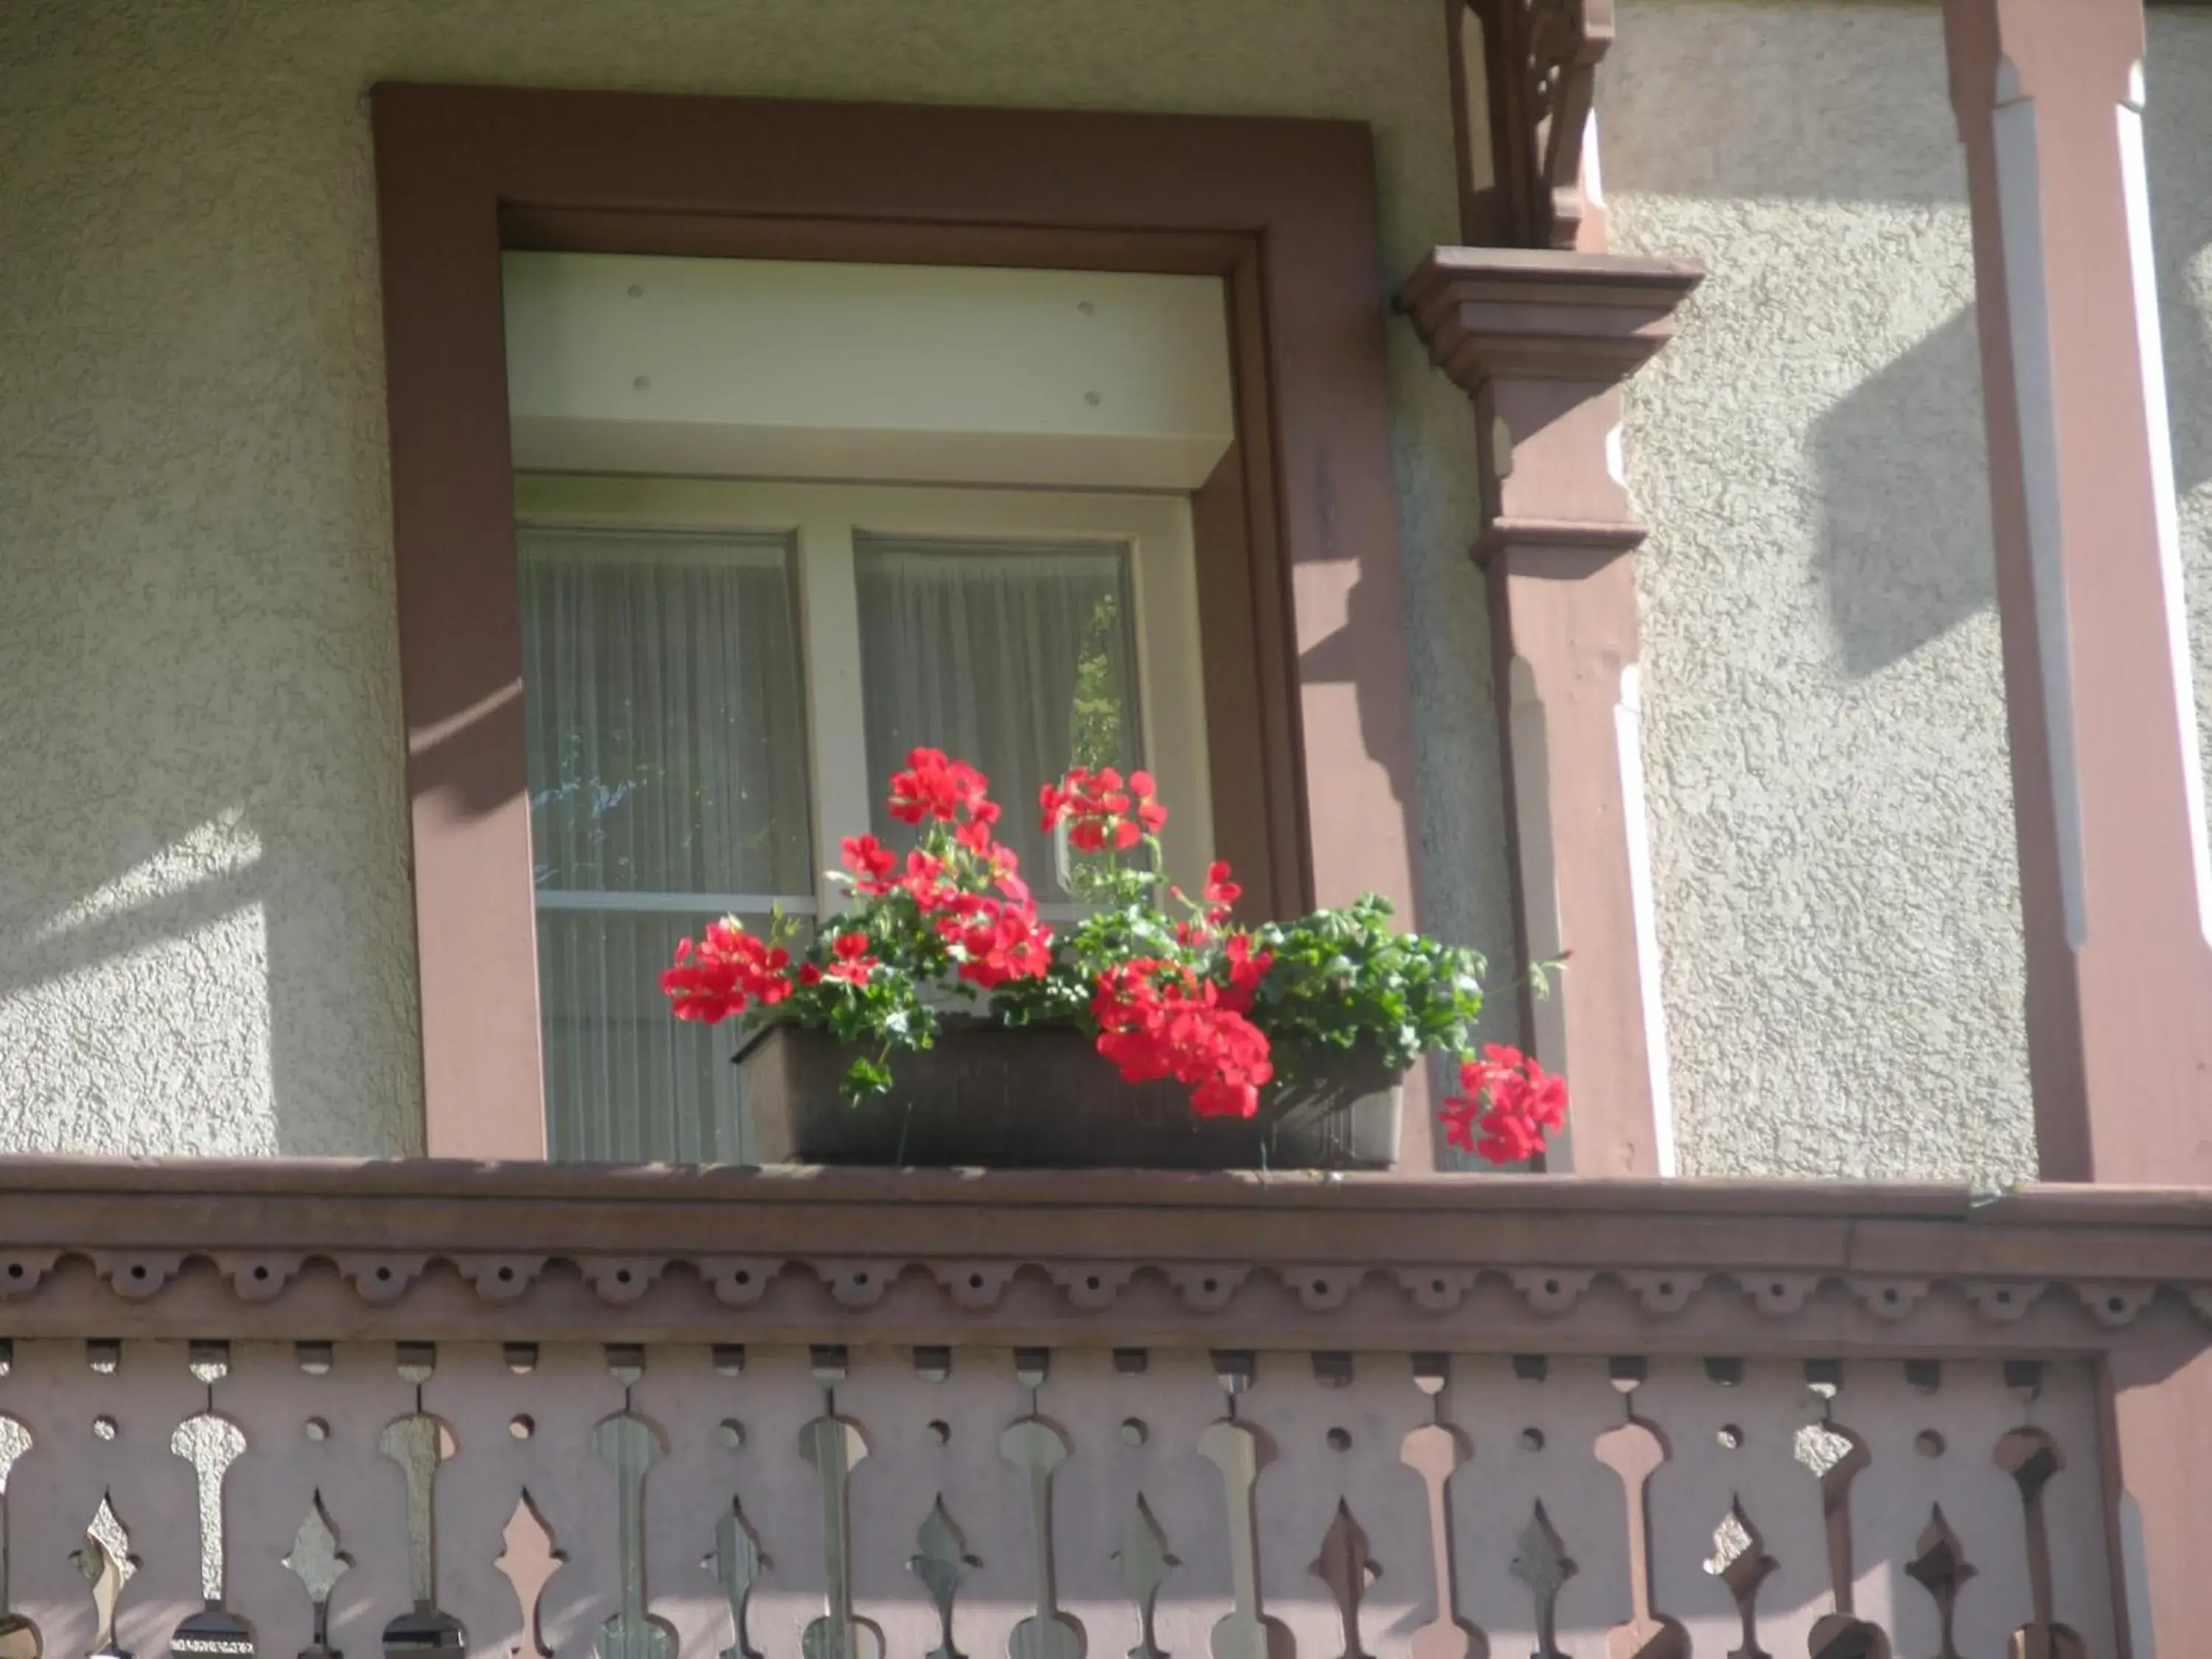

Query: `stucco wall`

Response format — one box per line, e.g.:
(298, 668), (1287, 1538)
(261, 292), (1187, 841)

(1603, 0), (2212, 1178)
(11, 0), (2204, 1173)
(2160, 21), (2212, 901)
(0, 0), (1510, 1155)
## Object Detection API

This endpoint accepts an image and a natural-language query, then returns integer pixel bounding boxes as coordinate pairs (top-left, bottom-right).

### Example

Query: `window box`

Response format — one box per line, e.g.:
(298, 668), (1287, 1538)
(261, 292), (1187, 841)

(735, 1020), (1402, 1170)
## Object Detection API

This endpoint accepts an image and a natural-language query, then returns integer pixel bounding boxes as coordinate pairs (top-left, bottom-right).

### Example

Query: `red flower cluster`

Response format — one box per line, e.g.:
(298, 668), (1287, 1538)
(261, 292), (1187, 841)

(1439, 1045), (1568, 1164)
(842, 771), (1051, 991)
(948, 903), (1051, 990)
(1040, 765), (1167, 854)
(887, 748), (987, 823)
(661, 922), (794, 1023)
(1092, 937), (1276, 1119)
(888, 748), (1004, 853)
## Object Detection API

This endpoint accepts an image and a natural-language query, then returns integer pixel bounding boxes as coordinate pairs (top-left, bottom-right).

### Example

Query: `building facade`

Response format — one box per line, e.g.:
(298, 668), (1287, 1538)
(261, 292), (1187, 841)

(4, 0), (2212, 1652)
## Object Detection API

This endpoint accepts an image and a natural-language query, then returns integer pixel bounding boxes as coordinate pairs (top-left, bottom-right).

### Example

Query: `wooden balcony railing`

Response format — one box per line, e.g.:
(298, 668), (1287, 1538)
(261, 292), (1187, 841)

(4, 1161), (2211, 1658)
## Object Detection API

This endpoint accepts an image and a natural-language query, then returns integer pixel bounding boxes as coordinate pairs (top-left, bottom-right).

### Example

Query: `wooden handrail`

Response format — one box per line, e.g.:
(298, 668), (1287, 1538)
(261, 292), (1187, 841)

(0, 1160), (2208, 1357)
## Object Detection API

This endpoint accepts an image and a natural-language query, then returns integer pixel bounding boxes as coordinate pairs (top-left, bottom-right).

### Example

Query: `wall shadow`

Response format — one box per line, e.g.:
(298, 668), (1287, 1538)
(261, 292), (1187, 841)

(1810, 257), (2211, 689)
(1809, 306), (1994, 678)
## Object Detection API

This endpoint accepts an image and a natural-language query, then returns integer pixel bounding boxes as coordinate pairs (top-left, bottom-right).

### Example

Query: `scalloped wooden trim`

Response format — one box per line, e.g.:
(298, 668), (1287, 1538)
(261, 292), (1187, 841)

(0, 1164), (2208, 1360)
(0, 1244), (2204, 1357)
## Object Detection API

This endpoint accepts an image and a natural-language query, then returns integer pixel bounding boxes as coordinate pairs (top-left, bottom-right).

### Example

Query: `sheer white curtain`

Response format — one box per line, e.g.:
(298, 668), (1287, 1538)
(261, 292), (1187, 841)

(518, 525), (812, 1164)
(854, 536), (1142, 893)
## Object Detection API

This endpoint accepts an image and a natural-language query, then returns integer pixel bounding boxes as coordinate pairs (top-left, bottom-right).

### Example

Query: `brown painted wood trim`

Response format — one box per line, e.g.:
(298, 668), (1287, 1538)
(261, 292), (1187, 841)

(21, 1154), (2212, 1224)
(1398, 248), (1702, 1175)
(1942, 0), (2212, 1188)
(1453, 0), (1611, 251)
(371, 86), (1414, 1158)
(0, 1158), (2017, 1214)
(498, 207), (1254, 281)
(3, 1160), (2211, 1358)
(2, 1254), (2202, 1358)
(373, 86), (543, 1163)
(1942, 4), (2212, 1646)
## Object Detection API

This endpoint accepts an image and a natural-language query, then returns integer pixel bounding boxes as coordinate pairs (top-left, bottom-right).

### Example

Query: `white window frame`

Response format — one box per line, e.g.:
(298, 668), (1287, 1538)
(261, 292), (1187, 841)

(514, 473), (1216, 918)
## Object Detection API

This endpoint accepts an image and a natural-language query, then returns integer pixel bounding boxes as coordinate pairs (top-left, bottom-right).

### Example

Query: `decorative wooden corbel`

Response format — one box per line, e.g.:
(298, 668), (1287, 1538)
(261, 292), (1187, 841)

(1450, 0), (1614, 252)
(1400, 248), (1700, 1175)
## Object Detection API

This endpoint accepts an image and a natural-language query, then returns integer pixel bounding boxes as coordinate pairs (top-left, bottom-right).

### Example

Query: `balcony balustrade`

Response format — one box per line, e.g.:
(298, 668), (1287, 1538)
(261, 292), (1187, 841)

(3, 1160), (2207, 1657)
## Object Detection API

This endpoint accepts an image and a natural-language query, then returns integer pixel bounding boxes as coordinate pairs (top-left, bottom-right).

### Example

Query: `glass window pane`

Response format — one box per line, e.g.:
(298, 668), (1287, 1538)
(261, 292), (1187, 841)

(519, 526), (813, 897)
(518, 525), (811, 1162)
(536, 908), (773, 1163)
(853, 535), (1141, 894)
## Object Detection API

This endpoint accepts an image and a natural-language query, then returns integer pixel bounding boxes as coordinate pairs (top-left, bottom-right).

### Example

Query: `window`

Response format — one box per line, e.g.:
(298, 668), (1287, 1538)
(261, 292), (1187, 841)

(515, 476), (1212, 1160)
(372, 85), (1413, 1163)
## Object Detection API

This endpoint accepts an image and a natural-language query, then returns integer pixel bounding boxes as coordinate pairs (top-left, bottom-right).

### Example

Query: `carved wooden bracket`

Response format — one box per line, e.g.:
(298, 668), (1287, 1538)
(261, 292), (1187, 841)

(1399, 248), (1697, 389)
(1450, 0), (1615, 250)
(1397, 246), (1700, 545)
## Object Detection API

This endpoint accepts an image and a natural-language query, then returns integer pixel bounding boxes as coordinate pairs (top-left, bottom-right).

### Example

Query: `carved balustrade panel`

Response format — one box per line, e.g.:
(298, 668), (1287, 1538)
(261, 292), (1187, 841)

(0, 1339), (2118, 1659)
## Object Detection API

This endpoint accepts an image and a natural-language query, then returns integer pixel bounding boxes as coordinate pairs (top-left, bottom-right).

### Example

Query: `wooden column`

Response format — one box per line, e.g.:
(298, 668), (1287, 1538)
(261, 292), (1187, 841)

(1946, 1), (2212, 1649)
(1400, 250), (1700, 1175)
(1945, 0), (2212, 1186)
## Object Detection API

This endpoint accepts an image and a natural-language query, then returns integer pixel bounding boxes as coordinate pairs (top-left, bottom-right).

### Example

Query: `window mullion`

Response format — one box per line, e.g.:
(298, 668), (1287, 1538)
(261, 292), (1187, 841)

(798, 513), (874, 920)
(1129, 504), (1214, 900)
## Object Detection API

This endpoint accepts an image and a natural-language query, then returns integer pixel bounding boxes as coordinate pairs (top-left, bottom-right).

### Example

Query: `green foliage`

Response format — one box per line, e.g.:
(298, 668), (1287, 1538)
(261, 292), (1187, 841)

(1248, 894), (1487, 1076)
(993, 862), (1490, 1079)
(1068, 588), (1128, 771)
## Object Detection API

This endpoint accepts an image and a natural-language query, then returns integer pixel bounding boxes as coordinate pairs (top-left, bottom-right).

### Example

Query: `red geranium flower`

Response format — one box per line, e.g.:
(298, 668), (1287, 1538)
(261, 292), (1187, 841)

(888, 748), (991, 826)
(661, 921), (796, 1021)
(1219, 933), (1272, 1012)
(1041, 762), (1164, 855)
(841, 833), (898, 894)
(1439, 1044), (1567, 1166)
(1092, 959), (1274, 1119)
(1203, 860), (1242, 916)
(826, 931), (878, 985)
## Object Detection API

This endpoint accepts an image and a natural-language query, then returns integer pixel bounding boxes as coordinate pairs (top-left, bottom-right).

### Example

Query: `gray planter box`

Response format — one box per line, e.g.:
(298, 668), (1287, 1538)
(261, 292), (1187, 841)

(734, 1020), (1402, 1170)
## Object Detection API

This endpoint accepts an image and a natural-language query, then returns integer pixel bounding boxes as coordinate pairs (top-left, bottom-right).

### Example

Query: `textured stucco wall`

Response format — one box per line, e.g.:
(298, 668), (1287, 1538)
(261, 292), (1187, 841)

(0, 0), (1510, 1155)
(1604, 0), (2212, 1178)
(2161, 20), (2212, 871)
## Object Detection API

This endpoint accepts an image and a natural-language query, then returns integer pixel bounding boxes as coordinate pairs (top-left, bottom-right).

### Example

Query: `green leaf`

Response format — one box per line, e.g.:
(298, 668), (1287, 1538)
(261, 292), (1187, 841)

(841, 1054), (893, 1105)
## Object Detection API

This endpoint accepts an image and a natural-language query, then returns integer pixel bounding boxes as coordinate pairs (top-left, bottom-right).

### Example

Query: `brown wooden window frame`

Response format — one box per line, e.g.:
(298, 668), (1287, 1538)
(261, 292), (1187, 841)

(370, 83), (1420, 1162)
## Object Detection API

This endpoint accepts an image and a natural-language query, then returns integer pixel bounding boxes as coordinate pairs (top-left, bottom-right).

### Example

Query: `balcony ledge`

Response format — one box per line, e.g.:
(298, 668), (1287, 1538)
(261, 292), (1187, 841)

(1, 1158), (2208, 1359)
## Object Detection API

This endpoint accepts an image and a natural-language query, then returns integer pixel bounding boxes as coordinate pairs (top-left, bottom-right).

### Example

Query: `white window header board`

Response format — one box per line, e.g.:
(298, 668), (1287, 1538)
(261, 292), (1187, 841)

(503, 252), (1237, 490)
